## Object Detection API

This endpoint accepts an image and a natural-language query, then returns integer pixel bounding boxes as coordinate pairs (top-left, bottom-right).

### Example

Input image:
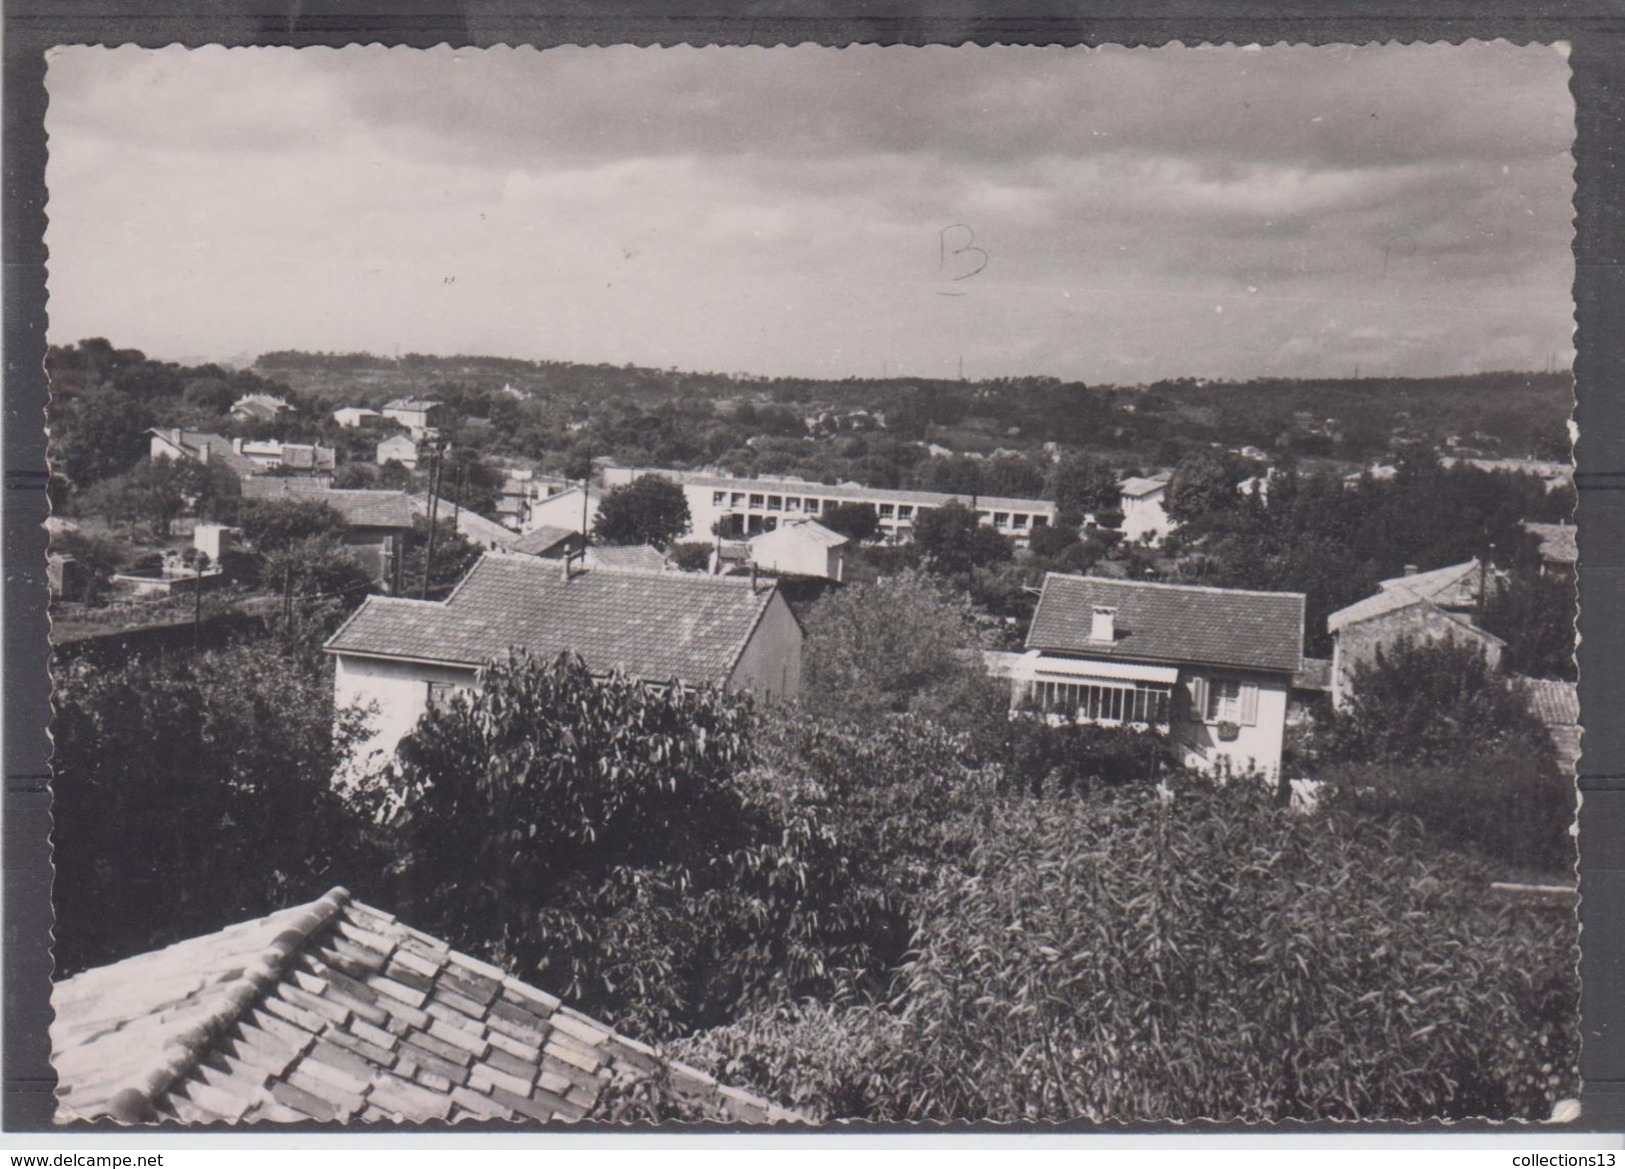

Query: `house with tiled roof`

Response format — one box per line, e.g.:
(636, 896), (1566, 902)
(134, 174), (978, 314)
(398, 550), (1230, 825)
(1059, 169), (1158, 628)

(382, 398), (444, 439)
(1011, 573), (1305, 779)
(324, 554), (801, 764)
(509, 524), (584, 559)
(147, 428), (260, 481)
(749, 518), (848, 581)
(242, 479), (415, 589)
(407, 495), (518, 551)
(230, 393), (292, 423)
(1522, 521), (1577, 576)
(1117, 471), (1176, 546)
(1326, 561), (1503, 709)
(50, 887), (799, 1126)
(1511, 675), (1581, 772)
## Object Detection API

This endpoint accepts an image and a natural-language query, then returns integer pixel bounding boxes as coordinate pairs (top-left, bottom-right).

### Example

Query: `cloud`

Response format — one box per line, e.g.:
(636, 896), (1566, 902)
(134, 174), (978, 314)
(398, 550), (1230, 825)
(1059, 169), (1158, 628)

(43, 41), (1574, 381)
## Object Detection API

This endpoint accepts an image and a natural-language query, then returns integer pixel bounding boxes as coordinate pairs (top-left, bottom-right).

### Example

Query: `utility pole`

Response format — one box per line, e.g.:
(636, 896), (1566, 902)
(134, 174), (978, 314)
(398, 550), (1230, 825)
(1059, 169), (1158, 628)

(421, 439), (445, 599)
(192, 552), (209, 652)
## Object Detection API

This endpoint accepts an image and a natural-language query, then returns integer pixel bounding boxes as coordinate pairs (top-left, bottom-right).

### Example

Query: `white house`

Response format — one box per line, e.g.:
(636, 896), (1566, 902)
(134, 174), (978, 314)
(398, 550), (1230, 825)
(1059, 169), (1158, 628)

(381, 398), (444, 438)
(748, 518), (847, 580)
(376, 434), (421, 470)
(525, 484), (602, 535)
(1117, 472), (1176, 545)
(601, 466), (1055, 546)
(1010, 573), (1306, 780)
(325, 554), (803, 767)
(147, 428), (260, 480)
(333, 406), (383, 429)
(230, 393), (291, 423)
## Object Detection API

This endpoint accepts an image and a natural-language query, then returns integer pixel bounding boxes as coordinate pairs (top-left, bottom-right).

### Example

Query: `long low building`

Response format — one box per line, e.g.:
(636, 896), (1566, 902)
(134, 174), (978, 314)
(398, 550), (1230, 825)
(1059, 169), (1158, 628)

(601, 466), (1056, 545)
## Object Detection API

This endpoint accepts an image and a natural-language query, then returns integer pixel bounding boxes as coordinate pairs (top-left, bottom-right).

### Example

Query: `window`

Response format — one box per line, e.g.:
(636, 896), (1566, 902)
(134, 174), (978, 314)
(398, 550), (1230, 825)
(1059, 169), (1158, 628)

(1012, 514), (1029, 529)
(730, 492), (746, 508)
(712, 491), (727, 507)
(785, 496), (801, 511)
(1032, 515), (1049, 528)
(749, 493), (765, 509)
(1207, 679), (1241, 722)
(1026, 680), (1171, 725)
(993, 512), (1010, 528)
(879, 503), (895, 518)
(1200, 678), (1259, 725)
(898, 505), (914, 519)
(805, 498), (821, 514)
(768, 495), (783, 511)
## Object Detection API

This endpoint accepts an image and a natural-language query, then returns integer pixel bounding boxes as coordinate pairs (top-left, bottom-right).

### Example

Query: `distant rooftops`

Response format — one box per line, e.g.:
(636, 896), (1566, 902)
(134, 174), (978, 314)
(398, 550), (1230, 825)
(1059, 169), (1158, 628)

(1522, 521), (1577, 566)
(325, 554), (778, 685)
(1327, 560), (1487, 633)
(240, 478), (415, 530)
(1118, 471), (1172, 499)
(1027, 573), (1305, 675)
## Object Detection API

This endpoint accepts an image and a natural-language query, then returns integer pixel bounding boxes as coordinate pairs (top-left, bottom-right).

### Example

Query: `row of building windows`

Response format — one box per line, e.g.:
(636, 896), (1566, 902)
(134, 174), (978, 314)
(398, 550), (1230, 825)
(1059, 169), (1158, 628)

(706, 489), (1050, 530)
(1023, 680), (1173, 725)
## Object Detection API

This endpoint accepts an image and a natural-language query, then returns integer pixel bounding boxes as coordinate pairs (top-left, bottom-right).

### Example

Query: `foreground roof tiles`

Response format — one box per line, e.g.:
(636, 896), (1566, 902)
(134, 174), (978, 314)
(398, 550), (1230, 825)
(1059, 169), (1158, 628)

(326, 554), (776, 684)
(1027, 573), (1304, 675)
(51, 888), (798, 1126)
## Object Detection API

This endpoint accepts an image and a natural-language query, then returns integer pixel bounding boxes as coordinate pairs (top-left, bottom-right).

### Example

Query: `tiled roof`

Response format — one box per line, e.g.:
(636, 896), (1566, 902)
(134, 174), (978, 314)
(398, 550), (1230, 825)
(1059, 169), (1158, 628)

(620, 468), (1055, 516)
(325, 554), (777, 684)
(509, 526), (579, 556)
(1511, 675), (1579, 728)
(51, 888), (799, 1125)
(1329, 561), (1482, 632)
(149, 429), (260, 479)
(1118, 473), (1171, 498)
(584, 545), (667, 572)
(752, 520), (848, 549)
(241, 480), (414, 531)
(384, 398), (441, 412)
(408, 496), (517, 550)
(1522, 522), (1578, 566)
(1026, 573), (1304, 675)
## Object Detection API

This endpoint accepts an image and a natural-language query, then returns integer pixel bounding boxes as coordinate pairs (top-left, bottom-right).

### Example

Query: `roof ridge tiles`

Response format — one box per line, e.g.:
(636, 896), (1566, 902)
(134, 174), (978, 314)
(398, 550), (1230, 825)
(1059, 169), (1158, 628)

(96, 887), (352, 1124)
(1041, 570), (1307, 602)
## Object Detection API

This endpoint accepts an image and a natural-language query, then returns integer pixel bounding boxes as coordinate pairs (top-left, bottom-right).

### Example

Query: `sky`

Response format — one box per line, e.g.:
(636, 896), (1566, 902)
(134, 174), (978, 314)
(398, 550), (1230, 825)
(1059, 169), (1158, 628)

(44, 42), (1575, 383)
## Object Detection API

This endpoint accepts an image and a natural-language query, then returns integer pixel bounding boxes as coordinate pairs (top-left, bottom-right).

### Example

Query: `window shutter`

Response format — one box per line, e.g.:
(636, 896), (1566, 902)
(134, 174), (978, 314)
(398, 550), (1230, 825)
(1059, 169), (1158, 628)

(1239, 681), (1259, 726)
(1188, 675), (1210, 722)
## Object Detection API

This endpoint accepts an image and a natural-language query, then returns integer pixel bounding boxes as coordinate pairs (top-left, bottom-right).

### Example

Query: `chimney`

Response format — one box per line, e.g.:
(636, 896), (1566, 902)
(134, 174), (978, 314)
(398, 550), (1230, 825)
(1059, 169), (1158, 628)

(232, 437), (244, 454)
(750, 561), (760, 594)
(1403, 564), (1418, 576)
(1090, 605), (1117, 644)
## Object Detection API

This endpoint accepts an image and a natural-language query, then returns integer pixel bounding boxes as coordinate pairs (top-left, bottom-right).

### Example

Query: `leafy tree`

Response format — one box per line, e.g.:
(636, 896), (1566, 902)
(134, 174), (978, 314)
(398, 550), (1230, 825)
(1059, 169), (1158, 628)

(1164, 449), (1246, 524)
(980, 454), (1047, 499)
(401, 515), (482, 598)
(49, 529), (132, 604)
(48, 386), (157, 490)
(50, 642), (377, 975)
(594, 475), (691, 547)
(1330, 636), (1548, 767)
(1026, 519), (1081, 560)
(913, 500), (1013, 576)
(76, 457), (236, 535)
(820, 502), (880, 544)
(678, 781), (1578, 1122)
(237, 498), (347, 553)
(181, 376), (236, 416)
(1481, 569), (1577, 681)
(801, 569), (1003, 734)
(670, 541), (712, 572)
(330, 462), (378, 489)
(1047, 451), (1119, 517)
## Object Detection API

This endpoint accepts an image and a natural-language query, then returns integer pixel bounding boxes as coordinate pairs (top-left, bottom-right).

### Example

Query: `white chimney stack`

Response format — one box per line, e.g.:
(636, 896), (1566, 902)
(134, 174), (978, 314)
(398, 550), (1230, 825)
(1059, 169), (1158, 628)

(1090, 605), (1117, 644)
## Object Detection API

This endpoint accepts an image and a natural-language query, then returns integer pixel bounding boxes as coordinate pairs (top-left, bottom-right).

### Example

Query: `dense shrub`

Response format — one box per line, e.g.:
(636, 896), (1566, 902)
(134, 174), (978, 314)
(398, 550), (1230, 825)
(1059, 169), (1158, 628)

(1330, 636), (1550, 766)
(678, 781), (1579, 1122)
(51, 641), (376, 975)
(1321, 740), (1575, 875)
